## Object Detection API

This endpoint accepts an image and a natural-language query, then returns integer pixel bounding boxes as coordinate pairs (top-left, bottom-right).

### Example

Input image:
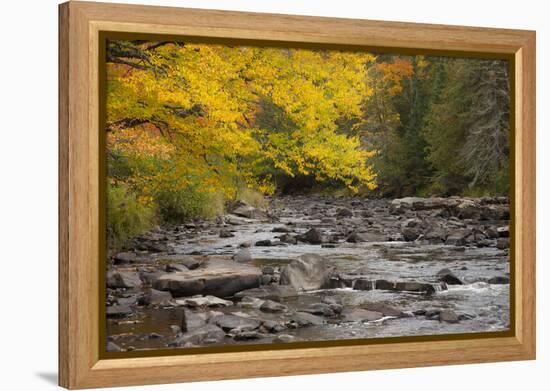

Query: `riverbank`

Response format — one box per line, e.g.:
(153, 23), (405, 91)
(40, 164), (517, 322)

(105, 195), (510, 352)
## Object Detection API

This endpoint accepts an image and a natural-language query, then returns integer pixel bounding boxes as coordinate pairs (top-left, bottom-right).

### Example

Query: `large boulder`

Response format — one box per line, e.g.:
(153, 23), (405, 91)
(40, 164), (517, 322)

(153, 257), (261, 298)
(231, 201), (269, 220)
(301, 228), (324, 244)
(279, 254), (335, 291)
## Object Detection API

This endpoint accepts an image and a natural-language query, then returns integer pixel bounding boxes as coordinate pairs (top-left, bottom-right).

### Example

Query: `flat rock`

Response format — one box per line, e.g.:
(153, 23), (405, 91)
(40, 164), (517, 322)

(153, 257), (261, 298)
(365, 302), (408, 318)
(209, 314), (262, 332)
(234, 285), (297, 301)
(341, 308), (384, 322)
(174, 295), (233, 307)
(289, 312), (325, 327)
(238, 296), (265, 309)
(260, 299), (287, 313)
(106, 305), (133, 318)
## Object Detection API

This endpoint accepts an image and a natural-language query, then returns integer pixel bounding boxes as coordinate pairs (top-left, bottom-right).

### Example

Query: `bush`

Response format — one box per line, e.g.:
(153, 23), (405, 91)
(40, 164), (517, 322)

(107, 184), (156, 250)
(236, 187), (268, 209)
(155, 185), (224, 223)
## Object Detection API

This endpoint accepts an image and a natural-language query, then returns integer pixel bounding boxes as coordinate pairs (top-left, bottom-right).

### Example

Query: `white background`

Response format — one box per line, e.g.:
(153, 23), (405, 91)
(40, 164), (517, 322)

(0, 0), (546, 389)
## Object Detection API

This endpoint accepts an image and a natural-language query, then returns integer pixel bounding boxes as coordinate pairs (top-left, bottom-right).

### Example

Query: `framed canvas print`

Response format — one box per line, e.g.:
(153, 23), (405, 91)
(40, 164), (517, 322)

(58, 1), (536, 389)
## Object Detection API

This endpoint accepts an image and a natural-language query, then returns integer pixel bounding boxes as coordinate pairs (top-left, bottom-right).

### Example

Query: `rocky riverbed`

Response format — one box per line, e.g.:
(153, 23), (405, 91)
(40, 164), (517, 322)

(105, 196), (510, 352)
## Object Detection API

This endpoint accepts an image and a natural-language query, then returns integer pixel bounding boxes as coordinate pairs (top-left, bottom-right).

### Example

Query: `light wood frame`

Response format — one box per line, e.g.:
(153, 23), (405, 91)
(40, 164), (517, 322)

(59, 1), (536, 389)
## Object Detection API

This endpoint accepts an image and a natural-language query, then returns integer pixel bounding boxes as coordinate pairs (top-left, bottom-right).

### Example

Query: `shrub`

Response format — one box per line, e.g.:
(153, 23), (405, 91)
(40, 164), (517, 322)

(155, 185), (224, 223)
(236, 187), (268, 209)
(107, 184), (156, 250)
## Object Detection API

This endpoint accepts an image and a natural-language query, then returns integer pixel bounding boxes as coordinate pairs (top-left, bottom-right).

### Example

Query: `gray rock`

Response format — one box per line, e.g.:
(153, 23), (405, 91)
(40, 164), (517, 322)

(107, 271), (142, 289)
(233, 331), (269, 341)
(219, 229), (235, 238)
(238, 296), (265, 309)
(346, 231), (367, 243)
(175, 324), (226, 345)
(353, 278), (374, 291)
(156, 255), (203, 270)
(274, 334), (298, 343)
(365, 302), (408, 318)
(174, 295), (233, 307)
(272, 226), (291, 233)
(106, 305), (132, 318)
(302, 228), (324, 244)
(439, 310), (459, 323)
(153, 258), (261, 298)
(231, 201), (269, 220)
(446, 229), (472, 246)
(232, 248), (252, 263)
(234, 285), (297, 301)
(255, 239), (273, 246)
(262, 266), (276, 275)
(165, 263), (188, 272)
(139, 270), (165, 285)
(374, 279), (395, 290)
(141, 289), (172, 306)
(488, 276), (510, 284)
(436, 268), (463, 285)
(113, 252), (141, 264)
(497, 226), (510, 237)
(209, 314), (261, 332)
(180, 309), (207, 332)
(394, 281), (437, 294)
(262, 320), (286, 333)
(260, 299), (287, 313)
(303, 303), (335, 317)
(336, 207), (353, 217)
(279, 234), (298, 244)
(341, 308), (384, 322)
(279, 254), (334, 291)
(289, 312), (325, 327)
(484, 226), (499, 239)
(401, 227), (422, 241)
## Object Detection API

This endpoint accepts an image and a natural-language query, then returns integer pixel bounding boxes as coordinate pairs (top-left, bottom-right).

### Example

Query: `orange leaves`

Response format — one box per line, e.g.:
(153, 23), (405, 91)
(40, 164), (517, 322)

(375, 57), (414, 95)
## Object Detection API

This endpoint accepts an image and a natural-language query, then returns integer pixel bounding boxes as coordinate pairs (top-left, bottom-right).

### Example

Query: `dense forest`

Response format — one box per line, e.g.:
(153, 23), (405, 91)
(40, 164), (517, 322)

(106, 40), (510, 248)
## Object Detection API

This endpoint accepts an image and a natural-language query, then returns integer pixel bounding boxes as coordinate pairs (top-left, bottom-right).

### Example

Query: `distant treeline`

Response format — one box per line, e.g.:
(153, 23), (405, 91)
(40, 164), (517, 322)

(105, 41), (509, 247)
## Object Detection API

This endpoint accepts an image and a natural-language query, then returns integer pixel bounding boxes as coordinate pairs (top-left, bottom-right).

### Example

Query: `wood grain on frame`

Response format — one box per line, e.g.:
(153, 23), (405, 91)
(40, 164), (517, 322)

(59, 1), (536, 388)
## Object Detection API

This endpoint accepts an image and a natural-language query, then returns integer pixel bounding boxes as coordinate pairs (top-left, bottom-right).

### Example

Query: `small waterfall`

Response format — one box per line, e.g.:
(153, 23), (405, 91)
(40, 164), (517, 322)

(433, 282), (448, 292)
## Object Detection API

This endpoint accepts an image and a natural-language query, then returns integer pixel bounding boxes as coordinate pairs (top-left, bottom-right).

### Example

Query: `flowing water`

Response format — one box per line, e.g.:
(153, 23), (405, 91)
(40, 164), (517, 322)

(107, 196), (510, 350)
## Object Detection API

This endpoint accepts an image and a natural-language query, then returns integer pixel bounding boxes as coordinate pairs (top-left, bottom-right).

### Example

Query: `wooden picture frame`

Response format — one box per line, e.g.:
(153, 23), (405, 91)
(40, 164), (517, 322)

(59, 1), (536, 389)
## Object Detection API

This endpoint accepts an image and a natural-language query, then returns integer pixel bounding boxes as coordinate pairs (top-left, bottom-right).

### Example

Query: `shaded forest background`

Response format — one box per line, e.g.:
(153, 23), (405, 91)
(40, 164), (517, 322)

(106, 40), (510, 248)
